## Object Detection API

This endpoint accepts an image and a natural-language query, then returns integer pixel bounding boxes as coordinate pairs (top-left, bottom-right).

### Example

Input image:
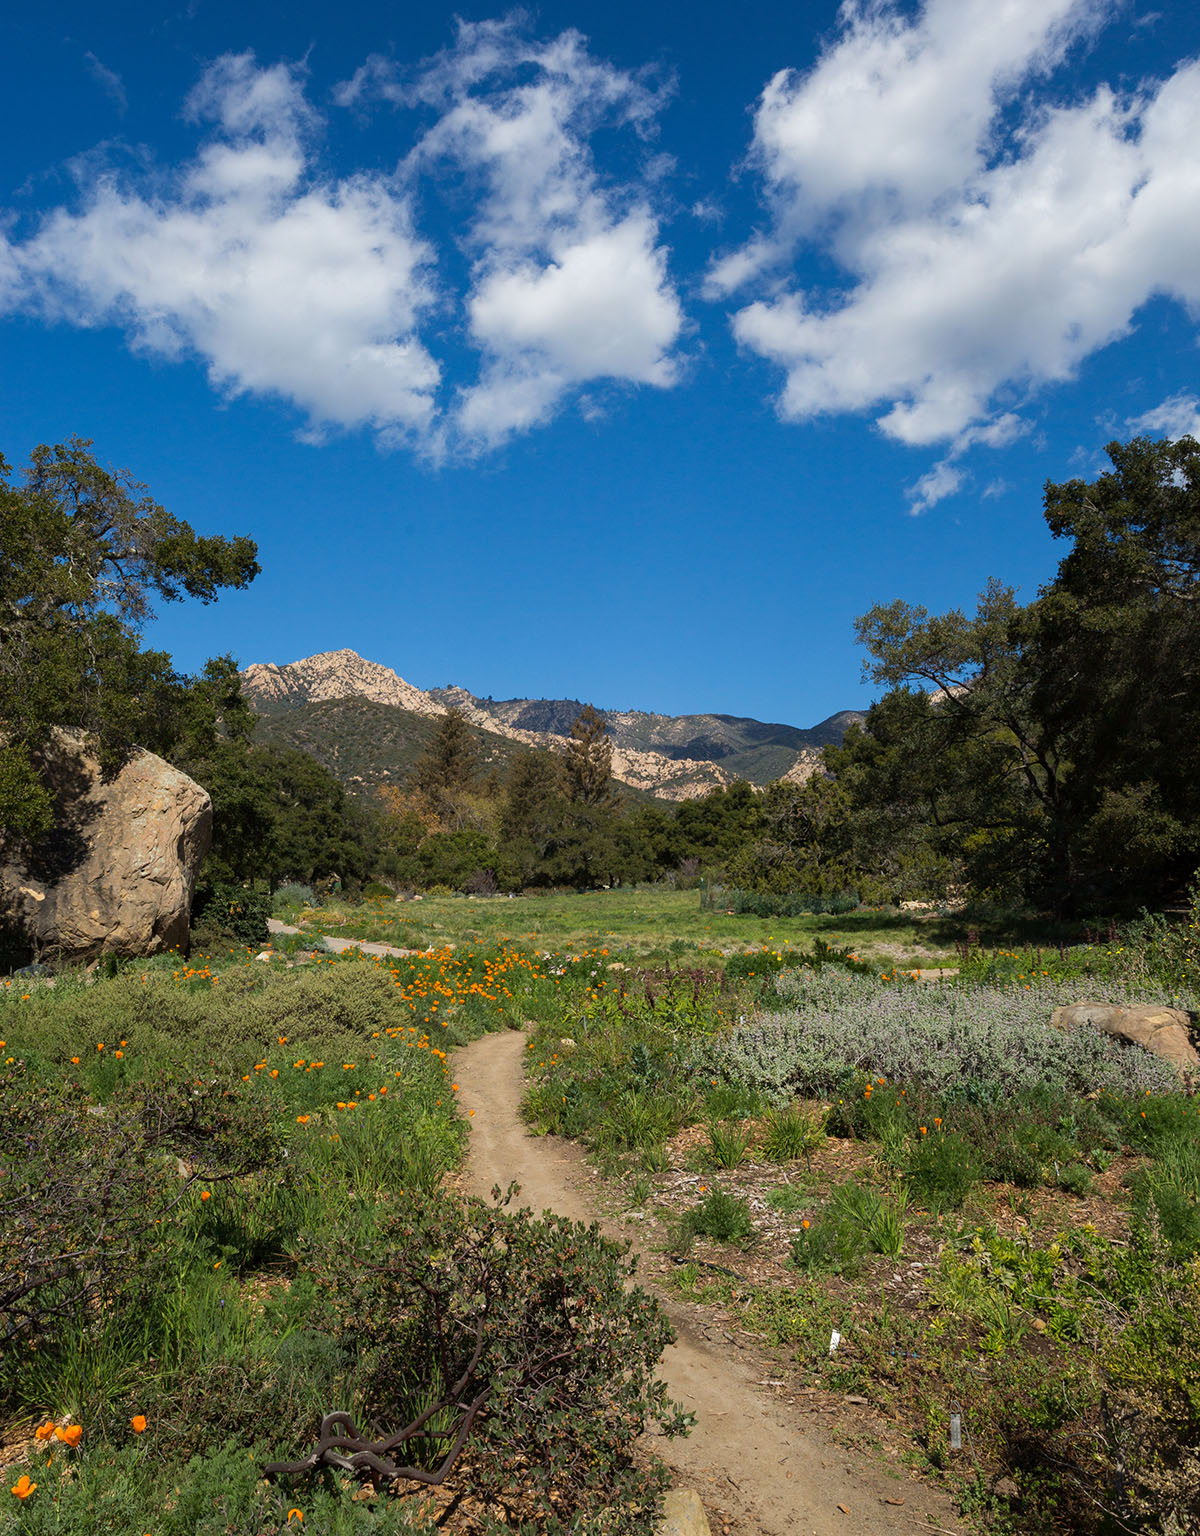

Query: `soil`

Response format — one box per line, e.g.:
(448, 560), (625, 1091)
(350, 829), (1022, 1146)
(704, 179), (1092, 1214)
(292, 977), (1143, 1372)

(452, 1028), (962, 1536)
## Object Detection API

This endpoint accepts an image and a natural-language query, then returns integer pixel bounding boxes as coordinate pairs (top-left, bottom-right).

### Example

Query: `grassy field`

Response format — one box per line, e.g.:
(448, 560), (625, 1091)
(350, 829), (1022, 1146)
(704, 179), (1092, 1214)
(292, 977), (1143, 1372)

(283, 887), (963, 968)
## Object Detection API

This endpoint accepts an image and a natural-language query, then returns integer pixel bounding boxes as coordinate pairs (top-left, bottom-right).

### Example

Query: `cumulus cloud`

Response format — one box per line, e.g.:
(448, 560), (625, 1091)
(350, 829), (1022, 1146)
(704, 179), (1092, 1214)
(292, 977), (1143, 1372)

(1127, 391), (1200, 440)
(713, 0), (1200, 467)
(2, 25), (683, 454)
(356, 17), (683, 448)
(7, 53), (440, 444)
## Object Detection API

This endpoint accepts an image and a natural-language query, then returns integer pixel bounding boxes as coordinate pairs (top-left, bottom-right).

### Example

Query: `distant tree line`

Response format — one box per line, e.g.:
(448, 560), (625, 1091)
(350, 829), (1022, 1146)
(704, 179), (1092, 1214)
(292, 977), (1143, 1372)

(4, 436), (1197, 918)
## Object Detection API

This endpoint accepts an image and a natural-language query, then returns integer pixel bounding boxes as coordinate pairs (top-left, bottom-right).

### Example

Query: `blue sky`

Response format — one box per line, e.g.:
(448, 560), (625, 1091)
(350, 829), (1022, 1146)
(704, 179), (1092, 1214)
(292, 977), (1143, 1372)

(3, 0), (1200, 727)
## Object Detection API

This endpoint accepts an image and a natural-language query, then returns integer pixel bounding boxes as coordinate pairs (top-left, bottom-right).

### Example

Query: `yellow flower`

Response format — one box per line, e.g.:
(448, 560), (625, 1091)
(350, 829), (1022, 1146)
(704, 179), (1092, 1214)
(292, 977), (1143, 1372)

(131, 1415), (147, 1434)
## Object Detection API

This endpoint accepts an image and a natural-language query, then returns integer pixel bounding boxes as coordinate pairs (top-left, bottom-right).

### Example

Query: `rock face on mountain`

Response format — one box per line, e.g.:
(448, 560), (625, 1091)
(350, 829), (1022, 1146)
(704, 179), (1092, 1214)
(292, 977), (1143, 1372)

(0, 733), (211, 962)
(241, 650), (864, 801)
(242, 649), (441, 718)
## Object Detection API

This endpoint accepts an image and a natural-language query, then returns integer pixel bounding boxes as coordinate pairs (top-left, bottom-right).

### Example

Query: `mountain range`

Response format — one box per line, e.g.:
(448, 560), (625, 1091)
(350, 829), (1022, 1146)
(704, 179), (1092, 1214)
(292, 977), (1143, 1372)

(240, 649), (865, 801)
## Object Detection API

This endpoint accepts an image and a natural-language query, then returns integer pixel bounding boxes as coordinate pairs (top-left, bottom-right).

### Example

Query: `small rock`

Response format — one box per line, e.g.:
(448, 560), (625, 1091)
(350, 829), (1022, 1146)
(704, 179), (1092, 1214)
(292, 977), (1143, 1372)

(657, 1488), (711, 1536)
(845, 1395), (869, 1405)
(255, 951), (273, 962)
(559, 1037), (577, 1049)
(994, 1477), (1020, 1500)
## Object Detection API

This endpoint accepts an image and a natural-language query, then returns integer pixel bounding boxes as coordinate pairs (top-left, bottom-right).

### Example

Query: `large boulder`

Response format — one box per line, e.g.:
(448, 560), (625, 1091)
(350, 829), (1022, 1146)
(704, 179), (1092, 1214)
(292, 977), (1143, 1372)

(0, 733), (211, 962)
(1049, 1003), (1199, 1076)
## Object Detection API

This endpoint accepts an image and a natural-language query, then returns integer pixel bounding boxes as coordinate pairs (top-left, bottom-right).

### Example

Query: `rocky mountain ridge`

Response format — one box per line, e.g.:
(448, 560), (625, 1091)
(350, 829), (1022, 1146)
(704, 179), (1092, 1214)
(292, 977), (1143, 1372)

(240, 649), (864, 800)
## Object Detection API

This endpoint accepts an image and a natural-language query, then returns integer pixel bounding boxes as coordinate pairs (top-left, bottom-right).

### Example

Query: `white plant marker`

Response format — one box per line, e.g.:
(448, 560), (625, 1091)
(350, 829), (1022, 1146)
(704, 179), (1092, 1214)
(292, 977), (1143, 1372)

(829, 1329), (841, 1355)
(950, 1413), (962, 1451)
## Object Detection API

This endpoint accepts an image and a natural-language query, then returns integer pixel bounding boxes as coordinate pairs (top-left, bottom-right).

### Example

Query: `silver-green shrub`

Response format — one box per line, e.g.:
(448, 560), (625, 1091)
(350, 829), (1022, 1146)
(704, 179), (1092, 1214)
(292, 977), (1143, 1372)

(695, 971), (1183, 1102)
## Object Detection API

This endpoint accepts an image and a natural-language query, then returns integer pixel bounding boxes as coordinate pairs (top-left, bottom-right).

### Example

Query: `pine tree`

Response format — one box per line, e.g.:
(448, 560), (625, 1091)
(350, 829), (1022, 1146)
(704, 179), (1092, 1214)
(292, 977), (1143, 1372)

(561, 705), (614, 806)
(412, 708), (478, 810)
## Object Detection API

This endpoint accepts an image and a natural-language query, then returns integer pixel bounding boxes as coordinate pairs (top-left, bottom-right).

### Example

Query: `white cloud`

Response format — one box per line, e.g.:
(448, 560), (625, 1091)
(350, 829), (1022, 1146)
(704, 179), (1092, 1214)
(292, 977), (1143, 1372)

(84, 51), (128, 115)
(907, 460), (963, 514)
(1, 28), (683, 456)
(353, 18), (683, 448)
(1127, 391), (1200, 440)
(7, 53), (440, 444)
(714, 0), (1200, 466)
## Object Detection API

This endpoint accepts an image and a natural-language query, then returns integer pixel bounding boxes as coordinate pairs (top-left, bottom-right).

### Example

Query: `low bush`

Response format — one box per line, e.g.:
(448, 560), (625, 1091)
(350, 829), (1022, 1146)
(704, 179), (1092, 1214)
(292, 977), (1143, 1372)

(696, 970), (1182, 1105)
(681, 1188), (754, 1244)
(191, 881), (272, 946)
(300, 1187), (689, 1530)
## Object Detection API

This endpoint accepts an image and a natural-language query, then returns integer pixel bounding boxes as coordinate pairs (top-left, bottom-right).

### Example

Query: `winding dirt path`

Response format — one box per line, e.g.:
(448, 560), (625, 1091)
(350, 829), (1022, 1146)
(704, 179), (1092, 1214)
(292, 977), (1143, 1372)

(453, 1029), (960, 1536)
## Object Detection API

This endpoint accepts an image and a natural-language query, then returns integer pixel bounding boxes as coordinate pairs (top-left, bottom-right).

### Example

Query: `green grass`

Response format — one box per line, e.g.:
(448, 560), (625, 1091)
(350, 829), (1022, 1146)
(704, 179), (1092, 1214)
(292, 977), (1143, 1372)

(282, 887), (962, 968)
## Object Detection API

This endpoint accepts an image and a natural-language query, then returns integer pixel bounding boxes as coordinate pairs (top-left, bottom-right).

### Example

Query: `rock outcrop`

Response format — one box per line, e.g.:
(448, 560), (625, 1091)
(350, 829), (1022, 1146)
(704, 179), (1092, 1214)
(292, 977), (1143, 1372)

(1049, 1002), (1199, 1075)
(0, 733), (211, 962)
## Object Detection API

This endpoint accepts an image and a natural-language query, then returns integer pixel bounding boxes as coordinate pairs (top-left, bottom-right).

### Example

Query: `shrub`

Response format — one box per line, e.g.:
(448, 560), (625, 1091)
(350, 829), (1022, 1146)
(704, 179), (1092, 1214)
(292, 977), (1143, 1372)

(272, 883), (314, 913)
(191, 881), (271, 946)
(360, 881), (396, 901)
(760, 1103), (826, 1163)
(705, 1119), (751, 1168)
(906, 1129), (982, 1211)
(790, 1180), (906, 1273)
(682, 1188), (754, 1244)
(695, 970), (1182, 1105)
(298, 1187), (689, 1528)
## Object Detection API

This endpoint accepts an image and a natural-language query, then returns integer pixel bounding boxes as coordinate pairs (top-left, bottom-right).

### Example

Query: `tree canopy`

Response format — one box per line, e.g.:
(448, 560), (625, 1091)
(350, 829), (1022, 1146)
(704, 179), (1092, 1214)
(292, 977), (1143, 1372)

(831, 436), (1200, 913)
(0, 439), (259, 839)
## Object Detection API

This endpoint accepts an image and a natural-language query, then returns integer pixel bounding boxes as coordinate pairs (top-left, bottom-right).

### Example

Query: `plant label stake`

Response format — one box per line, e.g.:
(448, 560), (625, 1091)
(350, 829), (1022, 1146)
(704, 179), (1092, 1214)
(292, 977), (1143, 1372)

(829, 1329), (841, 1355)
(949, 1413), (962, 1452)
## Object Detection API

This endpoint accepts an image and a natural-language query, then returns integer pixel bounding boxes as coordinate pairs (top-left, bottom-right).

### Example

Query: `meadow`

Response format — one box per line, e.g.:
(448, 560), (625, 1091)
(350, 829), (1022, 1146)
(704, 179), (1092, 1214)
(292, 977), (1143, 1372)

(2, 889), (1198, 1536)
(277, 886), (964, 970)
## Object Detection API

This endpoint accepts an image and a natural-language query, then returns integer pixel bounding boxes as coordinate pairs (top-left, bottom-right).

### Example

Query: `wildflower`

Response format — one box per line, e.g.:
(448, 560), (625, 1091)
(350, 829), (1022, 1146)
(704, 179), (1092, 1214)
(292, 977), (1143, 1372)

(34, 1422), (55, 1442)
(70, 1056), (80, 1064)
(131, 1415), (147, 1434)
(10, 1474), (36, 1499)
(801, 1219), (811, 1229)
(200, 1190), (211, 1201)
(56, 1424), (82, 1447)
(296, 1115), (310, 1125)
(919, 1126), (927, 1136)
(287, 1511), (304, 1525)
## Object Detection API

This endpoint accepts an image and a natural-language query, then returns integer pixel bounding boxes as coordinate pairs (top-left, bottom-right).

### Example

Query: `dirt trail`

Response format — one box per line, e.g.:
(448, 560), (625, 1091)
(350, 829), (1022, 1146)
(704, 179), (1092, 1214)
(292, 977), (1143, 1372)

(454, 1029), (959, 1536)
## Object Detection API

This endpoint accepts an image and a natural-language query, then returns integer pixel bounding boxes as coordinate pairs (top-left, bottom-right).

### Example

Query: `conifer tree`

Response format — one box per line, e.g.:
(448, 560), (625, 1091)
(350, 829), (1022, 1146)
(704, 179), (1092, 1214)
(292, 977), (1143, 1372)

(560, 705), (614, 806)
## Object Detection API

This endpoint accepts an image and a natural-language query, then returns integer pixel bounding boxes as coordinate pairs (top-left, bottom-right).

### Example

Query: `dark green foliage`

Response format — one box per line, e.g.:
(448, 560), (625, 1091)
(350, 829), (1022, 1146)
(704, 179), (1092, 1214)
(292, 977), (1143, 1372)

(183, 740), (377, 891)
(682, 1188), (753, 1244)
(905, 1130), (982, 1210)
(718, 889), (860, 917)
(836, 435), (1200, 913)
(306, 1187), (687, 1529)
(191, 881), (272, 946)
(0, 439), (257, 840)
(561, 704), (615, 806)
(411, 706), (477, 811)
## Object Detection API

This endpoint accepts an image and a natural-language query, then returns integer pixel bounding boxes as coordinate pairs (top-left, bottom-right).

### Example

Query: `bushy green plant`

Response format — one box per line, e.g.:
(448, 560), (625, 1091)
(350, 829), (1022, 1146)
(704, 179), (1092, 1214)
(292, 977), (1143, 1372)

(760, 1103), (826, 1163)
(705, 1119), (751, 1168)
(906, 1129), (982, 1211)
(272, 882), (315, 913)
(191, 881), (271, 946)
(302, 1187), (689, 1529)
(682, 1188), (754, 1244)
